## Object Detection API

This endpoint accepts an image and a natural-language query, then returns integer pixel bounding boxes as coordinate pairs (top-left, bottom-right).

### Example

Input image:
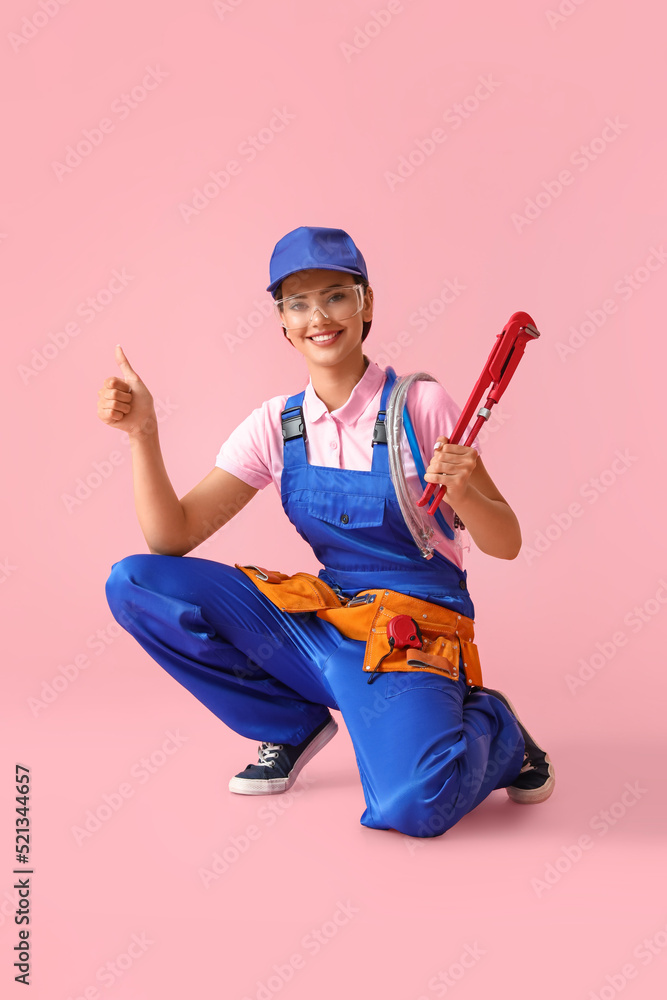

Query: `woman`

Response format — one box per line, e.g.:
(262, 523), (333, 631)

(100, 225), (554, 838)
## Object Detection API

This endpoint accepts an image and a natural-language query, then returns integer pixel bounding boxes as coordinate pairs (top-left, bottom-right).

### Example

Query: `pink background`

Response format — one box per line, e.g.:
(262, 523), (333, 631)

(2, 1), (666, 997)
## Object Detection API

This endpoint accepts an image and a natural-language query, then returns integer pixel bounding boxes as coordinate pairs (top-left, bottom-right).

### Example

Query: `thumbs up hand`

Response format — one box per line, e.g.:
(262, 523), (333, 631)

(97, 345), (157, 437)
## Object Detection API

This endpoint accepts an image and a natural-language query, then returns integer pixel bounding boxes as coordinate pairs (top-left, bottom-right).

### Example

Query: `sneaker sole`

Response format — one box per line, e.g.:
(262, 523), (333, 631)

(483, 688), (556, 805)
(228, 717), (339, 796)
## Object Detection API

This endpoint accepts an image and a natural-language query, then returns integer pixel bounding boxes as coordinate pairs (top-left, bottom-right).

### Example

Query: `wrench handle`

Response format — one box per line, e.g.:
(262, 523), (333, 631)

(416, 311), (540, 516)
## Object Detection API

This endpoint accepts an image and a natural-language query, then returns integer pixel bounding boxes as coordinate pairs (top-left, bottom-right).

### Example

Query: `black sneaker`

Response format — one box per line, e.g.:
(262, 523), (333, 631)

(479, 688), (555, 804)
(228, 716), (338, 795)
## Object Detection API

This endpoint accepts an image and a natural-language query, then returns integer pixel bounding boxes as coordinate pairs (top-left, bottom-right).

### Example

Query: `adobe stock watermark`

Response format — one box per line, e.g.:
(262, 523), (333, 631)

(228, 631), (286, 683)
(0, 885), (21, 931)
(70, 730), (190, 846)
(17, 267), (135, 385)
(240, 900), (359, 1000)
(52, 67), (169, 180)
(178, 107), (296, 223)
(545, 0), (590, 31)
(371, 275), (468, 370)
(385, 74), (501, 191)
(8, 0), (72, 53)
(530, 780), (647, 897)
(223, 295), (274, 353)
(522, 447), (638, 565)
(27, 618), (127, 717)
(415, 942), (486, 999)
(587, 918), (667, 1000)
(0, 558), (17, 585)
(511, 117), (628, 233)
(476, 405), (510, 446)
(555, 246), (667, 361)
(565, 578), (667, 694)
(61, 396), (179, 513)
(340, 0), (407, 63)
(213, 0), (247, 19)
(64, 931), (154, 999)
(199, 773), (316, 888)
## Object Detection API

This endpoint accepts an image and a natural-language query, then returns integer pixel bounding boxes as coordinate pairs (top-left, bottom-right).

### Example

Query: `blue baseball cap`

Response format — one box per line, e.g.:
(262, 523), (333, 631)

(267, 226), (368, 297)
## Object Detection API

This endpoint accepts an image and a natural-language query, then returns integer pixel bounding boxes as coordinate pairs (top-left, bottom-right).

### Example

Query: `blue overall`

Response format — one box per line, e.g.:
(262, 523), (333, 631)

(105, 367), (525, 837)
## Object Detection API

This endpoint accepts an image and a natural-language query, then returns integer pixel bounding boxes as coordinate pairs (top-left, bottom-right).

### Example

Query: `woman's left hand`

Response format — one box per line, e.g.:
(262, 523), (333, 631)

(423, 437), (479, 506)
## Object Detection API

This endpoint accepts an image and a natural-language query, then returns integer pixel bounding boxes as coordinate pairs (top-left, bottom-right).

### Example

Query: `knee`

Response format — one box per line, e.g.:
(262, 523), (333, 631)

(381, 785), (461, 839)
(105, 554), (153, 619)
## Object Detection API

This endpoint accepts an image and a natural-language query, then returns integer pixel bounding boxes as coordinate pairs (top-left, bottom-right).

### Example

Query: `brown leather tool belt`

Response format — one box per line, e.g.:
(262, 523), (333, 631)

(235, 564), (483, 688)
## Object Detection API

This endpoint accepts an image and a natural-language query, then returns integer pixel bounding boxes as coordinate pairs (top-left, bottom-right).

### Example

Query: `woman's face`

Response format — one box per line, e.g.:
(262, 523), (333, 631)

(279, 268), (373, 370)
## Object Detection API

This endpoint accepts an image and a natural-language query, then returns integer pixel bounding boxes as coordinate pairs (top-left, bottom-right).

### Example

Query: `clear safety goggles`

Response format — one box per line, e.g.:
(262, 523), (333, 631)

(273, 283), (366, 331)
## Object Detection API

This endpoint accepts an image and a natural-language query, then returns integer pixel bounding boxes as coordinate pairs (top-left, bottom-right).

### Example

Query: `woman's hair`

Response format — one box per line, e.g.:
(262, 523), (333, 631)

(274, 277), (372, 343)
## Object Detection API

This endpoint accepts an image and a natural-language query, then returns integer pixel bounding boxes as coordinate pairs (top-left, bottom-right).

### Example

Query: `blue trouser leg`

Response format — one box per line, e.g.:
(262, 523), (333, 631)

(319, 639), (526, 837)
(105, 554), (525, 836)
(105, 554), (336, 744)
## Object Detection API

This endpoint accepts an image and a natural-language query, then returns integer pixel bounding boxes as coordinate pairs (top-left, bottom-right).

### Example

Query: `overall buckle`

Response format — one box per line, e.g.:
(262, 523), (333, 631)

(281, 406), (306, 442)
(371, 412), (387, 446)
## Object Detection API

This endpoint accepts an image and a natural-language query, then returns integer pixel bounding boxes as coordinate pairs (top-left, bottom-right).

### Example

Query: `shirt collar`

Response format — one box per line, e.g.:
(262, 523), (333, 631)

(303, 358), (386, 425)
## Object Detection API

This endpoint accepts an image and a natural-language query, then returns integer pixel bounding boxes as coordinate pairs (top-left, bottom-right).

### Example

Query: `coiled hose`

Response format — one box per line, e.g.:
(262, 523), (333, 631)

(386, 371), (457, 560)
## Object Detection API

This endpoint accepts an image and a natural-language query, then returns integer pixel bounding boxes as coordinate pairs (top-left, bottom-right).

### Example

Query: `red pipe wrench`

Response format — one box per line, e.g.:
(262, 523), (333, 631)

(417, 311), (540, 516)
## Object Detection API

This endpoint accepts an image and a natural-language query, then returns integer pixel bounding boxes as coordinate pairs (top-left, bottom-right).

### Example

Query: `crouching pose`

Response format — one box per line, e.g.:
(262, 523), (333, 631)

(99, 225), (555, 839)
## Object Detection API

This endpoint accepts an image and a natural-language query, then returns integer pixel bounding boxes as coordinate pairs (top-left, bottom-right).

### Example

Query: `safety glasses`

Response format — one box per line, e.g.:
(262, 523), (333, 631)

(273, 283), (366, 331)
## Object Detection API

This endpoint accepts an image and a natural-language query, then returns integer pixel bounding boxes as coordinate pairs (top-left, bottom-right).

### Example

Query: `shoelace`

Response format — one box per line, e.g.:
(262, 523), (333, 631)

(257, 742), (283, 767)
(519, 750), (536, 773)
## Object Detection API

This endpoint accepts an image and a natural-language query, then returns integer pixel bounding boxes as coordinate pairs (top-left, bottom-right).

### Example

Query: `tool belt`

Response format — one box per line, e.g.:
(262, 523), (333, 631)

(235, 564), (483, 688)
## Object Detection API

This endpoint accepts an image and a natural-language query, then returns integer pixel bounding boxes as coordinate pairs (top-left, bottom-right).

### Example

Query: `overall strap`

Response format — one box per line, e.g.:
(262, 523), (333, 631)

(369, 366), (398, 473)
(281, 389), (308, 467)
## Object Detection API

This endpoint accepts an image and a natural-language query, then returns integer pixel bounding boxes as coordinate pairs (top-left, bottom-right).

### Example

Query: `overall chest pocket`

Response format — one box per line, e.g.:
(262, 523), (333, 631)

(288, 489), (387, 530)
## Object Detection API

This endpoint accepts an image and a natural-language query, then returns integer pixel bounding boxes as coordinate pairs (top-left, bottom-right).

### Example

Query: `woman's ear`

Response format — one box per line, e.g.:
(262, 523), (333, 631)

(363, 286), (374, 317)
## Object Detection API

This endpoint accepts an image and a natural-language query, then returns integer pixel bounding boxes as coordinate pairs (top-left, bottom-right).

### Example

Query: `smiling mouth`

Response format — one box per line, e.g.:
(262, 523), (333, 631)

(308, 330), (342, 343)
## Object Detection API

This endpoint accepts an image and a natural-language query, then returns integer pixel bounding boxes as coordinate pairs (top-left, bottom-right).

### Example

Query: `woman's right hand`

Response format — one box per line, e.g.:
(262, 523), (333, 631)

(97, 345), (157, 437)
